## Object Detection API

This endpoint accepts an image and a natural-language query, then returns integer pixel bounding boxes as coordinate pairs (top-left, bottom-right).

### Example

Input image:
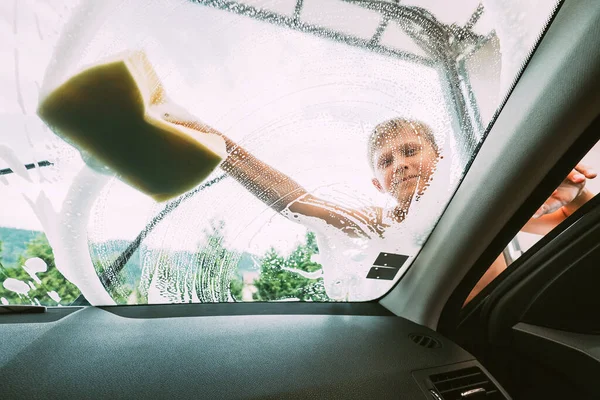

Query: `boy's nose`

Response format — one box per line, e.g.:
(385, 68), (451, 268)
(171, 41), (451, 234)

(393, 163), (410, 177)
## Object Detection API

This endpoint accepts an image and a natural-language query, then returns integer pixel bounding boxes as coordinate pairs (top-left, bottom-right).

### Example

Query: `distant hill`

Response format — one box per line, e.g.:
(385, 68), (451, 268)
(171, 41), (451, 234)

(0, 227), (42, 268)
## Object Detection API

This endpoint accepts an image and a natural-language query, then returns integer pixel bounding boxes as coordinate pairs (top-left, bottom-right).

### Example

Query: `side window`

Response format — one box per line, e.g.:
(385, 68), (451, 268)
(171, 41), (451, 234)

(466, 140), (600, 304)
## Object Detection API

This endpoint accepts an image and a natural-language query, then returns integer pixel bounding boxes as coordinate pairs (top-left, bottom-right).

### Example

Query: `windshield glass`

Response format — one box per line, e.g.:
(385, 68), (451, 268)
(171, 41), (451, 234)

(0, 0), (559, 306)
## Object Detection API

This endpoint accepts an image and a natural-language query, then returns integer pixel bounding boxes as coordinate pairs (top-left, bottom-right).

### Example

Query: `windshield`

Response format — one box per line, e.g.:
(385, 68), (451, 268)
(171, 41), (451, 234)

(0, 0), (559, 306)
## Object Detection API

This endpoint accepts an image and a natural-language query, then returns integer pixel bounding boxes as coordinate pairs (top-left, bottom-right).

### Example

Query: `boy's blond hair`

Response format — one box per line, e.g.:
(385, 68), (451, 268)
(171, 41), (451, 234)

(367, 118), (439, 170)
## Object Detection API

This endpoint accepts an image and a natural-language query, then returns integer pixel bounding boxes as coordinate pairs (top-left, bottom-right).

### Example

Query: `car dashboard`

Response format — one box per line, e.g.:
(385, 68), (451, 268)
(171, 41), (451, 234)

(1, 303), (508, 399)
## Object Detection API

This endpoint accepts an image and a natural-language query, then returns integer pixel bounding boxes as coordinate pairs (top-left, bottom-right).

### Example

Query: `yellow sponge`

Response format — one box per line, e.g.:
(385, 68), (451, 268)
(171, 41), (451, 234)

(37, 51), (226, 202)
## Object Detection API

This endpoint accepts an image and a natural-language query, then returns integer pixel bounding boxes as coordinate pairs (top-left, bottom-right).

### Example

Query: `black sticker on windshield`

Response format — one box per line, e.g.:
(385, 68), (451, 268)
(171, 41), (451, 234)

(366, 252), (409, 280)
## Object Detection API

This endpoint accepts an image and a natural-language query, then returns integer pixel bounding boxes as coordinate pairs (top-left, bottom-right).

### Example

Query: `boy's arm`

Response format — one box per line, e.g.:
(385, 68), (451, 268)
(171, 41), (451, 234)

(222, 139), (384, 237)
(522, 165), (596, 235)
(160, 107), (381, 238)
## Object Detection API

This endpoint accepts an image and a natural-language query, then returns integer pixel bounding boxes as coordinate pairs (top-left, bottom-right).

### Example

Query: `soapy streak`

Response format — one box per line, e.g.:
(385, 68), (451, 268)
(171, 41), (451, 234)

(281, 266), (323, 280)
(3, 278), (30, 295)
(12, 0), (17, 34)
(14, 49), (27, 115)
(33, 10), (43, 40)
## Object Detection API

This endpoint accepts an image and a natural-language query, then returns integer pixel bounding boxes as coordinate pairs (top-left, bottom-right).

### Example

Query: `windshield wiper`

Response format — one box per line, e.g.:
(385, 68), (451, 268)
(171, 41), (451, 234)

(0, 160), (53, 176)
(98, 173), (228, 290)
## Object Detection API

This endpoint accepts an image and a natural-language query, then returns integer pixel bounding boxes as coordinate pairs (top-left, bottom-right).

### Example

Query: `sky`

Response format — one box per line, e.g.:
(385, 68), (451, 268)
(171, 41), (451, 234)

(0, 0), (560, 259)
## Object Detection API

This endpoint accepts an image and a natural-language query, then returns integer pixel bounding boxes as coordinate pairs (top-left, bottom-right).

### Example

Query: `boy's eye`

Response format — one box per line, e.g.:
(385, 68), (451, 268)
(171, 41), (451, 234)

(402, 146), (418, 157)
(378, 157), (392, 168)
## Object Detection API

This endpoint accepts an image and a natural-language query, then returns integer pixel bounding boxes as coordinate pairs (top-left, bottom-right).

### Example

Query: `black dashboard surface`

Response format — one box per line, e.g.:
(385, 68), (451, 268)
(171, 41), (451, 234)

(1, 303), (475, 399)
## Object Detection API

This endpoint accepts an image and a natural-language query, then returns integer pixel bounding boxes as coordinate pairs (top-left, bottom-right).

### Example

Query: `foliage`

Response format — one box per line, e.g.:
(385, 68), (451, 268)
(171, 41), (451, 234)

(229, 277), (243, 301)
(253, 231), (329, 302)
(0, 234), (81, 305)
(0, 227), (329, 306)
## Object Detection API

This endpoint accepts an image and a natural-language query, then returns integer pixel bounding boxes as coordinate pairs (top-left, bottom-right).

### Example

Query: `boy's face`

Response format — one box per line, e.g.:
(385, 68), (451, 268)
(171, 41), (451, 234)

(371, 129), (440, 207)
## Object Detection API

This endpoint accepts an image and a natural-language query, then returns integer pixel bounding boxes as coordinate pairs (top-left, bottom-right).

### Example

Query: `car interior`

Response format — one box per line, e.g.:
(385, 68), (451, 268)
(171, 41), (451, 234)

(1, 0), (599, 399)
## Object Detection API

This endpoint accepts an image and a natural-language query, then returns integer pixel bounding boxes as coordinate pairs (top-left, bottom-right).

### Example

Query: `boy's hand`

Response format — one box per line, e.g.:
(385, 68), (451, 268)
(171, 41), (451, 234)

(533, 163), (596, 218)
(153, 102), (219, 135)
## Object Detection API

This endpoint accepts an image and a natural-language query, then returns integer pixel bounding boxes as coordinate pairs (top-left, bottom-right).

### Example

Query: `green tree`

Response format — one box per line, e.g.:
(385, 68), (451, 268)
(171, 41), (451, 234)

(0, 234), (81, 305)
(253, 231), (329, 302)
(229, 276), (243, 301)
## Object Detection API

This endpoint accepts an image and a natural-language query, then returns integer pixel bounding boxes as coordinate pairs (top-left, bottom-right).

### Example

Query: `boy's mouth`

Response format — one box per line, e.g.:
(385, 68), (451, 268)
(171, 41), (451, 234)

(393, 175), (418, 185)
(391, 175), (418, 189)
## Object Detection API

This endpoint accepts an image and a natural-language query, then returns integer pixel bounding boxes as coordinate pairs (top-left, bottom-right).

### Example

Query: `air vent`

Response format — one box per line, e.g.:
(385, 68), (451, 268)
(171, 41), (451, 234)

(409, 333), (442, 349)
(429, 367), (505, 399)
